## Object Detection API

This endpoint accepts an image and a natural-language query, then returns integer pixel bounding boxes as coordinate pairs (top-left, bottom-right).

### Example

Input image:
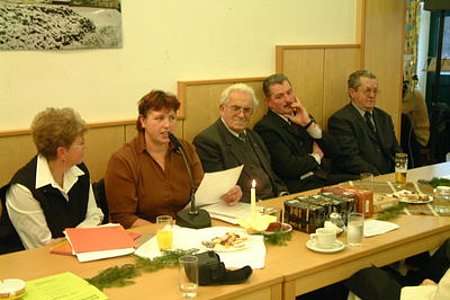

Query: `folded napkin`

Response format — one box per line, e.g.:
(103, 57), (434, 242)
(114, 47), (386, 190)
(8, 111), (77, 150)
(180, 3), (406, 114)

(363, 220), (400, 237)
(135, 226), (266, 269)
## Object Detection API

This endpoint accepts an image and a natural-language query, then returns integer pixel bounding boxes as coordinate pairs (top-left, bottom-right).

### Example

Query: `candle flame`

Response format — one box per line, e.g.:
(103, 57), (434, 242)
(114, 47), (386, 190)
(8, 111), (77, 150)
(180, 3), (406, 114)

(252, 179), (256, 188)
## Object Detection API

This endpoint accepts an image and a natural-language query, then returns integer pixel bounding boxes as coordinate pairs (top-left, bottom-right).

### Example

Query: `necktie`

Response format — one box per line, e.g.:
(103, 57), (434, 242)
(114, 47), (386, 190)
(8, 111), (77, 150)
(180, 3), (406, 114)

(238, 133), (247, 143)
(364, 112), (375, 132)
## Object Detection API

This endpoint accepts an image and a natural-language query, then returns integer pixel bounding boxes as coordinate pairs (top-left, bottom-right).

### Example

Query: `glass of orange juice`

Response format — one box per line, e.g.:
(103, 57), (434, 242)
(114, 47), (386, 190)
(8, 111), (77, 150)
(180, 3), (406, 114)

(156, 215), (173, 250)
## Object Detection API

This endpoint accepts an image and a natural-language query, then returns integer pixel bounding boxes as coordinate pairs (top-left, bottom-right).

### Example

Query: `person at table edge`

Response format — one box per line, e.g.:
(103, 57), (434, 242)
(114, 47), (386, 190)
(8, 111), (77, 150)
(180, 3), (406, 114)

(0, 107), (104, 254)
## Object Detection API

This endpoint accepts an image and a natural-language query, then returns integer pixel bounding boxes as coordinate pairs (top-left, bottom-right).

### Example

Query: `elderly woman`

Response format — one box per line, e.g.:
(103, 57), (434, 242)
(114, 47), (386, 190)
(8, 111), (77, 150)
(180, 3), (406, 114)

(105, 90), (242, 228)
(0, 108), (103, 254)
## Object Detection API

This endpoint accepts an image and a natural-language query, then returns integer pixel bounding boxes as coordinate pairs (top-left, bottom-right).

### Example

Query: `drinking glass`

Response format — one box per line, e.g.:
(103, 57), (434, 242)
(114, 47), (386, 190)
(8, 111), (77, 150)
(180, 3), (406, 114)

(360, 172), (374, 192)
(347, 212), (364, 247)
(179, 255), (198, 298)
(156, 215), (173, 250)
(395, 153), (408, 185)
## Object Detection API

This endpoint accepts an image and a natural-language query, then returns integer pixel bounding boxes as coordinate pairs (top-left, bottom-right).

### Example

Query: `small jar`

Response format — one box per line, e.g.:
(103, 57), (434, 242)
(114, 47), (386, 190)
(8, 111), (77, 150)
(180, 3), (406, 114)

(433, 186), (450, 215)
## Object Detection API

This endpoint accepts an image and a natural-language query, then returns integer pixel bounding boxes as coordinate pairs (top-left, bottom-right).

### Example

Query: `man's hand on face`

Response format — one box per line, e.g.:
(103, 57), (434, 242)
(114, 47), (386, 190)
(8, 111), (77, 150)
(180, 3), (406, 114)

(286, 97), (311, 127)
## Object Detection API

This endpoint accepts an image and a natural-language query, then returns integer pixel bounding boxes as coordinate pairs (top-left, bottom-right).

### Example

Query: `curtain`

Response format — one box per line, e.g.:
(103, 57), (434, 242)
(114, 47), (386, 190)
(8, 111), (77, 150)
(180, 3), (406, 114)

(404, 0), (421, 82)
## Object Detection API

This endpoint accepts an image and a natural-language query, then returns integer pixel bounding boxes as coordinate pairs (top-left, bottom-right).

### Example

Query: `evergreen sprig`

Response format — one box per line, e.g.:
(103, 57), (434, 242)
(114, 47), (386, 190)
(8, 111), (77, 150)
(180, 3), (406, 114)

(262, 231), (292, 246)
(376, 203), (407, 221)
(419, 177), (450, 188)
(86, 249), (197, 291)
(86, 264), (140, 291)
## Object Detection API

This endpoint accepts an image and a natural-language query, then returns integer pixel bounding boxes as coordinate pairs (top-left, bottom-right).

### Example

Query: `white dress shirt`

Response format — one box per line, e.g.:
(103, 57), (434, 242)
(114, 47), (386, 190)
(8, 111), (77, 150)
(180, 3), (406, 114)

(6, 155), (104, 249)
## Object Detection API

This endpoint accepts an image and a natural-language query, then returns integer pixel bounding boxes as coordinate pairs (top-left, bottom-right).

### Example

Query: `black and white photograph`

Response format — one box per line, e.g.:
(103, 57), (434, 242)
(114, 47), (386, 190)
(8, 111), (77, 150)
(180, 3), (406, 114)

(0, 0), (122, 50)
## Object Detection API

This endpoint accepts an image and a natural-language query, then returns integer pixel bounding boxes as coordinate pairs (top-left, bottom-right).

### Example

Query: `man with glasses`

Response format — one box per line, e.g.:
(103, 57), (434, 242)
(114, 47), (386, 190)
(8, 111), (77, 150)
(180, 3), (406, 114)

(193, 83), (288, 202)
(328, 69), (401, 175)
(254, 74), (350, 193)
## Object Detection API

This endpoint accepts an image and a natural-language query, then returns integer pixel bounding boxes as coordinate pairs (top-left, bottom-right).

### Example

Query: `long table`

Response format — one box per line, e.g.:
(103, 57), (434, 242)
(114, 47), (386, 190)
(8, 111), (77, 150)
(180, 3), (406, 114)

(1, 162), (449, 299)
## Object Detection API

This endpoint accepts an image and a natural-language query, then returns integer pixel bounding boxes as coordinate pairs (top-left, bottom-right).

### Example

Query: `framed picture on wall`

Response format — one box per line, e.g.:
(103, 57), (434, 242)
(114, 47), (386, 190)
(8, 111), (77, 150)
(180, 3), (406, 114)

(0, 0), (122, 51)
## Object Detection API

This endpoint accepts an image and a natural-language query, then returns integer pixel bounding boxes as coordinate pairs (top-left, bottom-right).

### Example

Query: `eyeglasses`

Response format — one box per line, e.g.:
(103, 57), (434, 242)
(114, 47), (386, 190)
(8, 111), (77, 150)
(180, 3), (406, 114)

(224, 104), (253, 115)
(360, 88), (380, 96)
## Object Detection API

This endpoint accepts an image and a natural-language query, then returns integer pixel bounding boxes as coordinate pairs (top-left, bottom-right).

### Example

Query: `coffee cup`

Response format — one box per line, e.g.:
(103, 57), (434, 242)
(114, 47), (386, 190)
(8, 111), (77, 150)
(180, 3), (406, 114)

(310, 228), (336, 249)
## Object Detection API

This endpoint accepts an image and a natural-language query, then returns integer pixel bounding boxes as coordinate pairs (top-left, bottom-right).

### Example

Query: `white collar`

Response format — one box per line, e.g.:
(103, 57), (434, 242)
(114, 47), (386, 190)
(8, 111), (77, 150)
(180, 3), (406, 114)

(270, 109), (291, 124)
(35, 154), (85, 194)
(220, 117), (246, 138)
(351, 101), (372, 117)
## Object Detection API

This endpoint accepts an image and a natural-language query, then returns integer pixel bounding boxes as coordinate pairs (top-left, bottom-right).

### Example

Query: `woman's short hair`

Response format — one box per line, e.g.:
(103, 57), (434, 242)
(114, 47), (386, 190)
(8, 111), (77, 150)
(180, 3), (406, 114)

(219, 83), (259, 107)
(347, 70), (377, 90)
(31, 107), (87, 160)
(136, 90), (181, 131)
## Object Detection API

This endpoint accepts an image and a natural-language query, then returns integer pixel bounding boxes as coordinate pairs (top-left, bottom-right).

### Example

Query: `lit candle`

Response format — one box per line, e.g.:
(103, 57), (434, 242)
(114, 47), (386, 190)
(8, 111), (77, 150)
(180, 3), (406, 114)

(251, 179), (256, 218)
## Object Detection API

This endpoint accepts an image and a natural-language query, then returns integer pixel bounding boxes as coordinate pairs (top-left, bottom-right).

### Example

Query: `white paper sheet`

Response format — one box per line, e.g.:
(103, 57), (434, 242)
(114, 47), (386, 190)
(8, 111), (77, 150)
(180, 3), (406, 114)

(363, 219), (400, 237)
(195, 165), (243, 206)
(135, 226), (266, 269)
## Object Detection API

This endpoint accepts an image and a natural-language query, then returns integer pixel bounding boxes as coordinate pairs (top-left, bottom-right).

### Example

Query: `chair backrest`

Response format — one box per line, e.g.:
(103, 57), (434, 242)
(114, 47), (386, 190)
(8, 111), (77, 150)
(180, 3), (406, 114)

(92, 179), (109, 224)
(0, 184), (26, 254)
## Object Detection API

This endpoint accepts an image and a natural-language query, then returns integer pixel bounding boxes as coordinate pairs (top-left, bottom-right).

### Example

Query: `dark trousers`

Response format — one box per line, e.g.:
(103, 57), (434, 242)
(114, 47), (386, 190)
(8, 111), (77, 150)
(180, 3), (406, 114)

(345, 238), (450, 300)
(297, 238), (450, 300)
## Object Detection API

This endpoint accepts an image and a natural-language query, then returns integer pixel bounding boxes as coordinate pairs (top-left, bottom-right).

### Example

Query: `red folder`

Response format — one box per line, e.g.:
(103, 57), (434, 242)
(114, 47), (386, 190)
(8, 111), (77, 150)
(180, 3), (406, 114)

(64, 225), (136, 254)
(51, 231), (141, 256)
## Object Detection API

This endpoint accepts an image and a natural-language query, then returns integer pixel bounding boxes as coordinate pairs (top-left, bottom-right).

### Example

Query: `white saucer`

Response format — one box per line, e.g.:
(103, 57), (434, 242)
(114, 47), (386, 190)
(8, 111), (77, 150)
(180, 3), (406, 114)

(306, 239), (346, 253)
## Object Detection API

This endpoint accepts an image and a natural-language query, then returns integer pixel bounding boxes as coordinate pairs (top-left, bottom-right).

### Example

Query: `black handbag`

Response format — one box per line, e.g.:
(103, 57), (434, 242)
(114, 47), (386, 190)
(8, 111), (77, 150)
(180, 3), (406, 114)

(194, 251), (253, 285)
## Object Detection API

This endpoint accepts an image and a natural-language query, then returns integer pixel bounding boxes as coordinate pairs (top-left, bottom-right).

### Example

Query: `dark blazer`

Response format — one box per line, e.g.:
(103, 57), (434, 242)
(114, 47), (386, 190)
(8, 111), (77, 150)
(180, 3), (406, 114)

(192, 119), (288, 202)
(254, 110), (341, 193)
(328, 103), (400, 175)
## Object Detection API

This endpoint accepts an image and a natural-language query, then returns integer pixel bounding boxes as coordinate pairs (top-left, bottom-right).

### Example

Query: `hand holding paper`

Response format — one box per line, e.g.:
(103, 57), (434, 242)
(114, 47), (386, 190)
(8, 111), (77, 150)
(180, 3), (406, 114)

(195, 165), (243, 206)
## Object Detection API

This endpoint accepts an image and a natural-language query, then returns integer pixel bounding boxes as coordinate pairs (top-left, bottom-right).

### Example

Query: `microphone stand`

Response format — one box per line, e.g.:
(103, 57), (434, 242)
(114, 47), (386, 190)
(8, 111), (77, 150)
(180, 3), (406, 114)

(170, 134), (211, 229)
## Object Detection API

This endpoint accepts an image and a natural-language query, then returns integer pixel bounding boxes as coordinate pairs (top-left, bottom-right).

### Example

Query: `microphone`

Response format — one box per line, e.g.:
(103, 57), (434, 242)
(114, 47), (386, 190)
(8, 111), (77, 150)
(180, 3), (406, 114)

(169, 133), (211, 229)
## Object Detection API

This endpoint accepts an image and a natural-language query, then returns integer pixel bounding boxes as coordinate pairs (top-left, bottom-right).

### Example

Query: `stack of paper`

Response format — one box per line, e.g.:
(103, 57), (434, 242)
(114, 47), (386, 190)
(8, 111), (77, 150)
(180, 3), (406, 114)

(363, 219), (400, 237)
(64, 224), (136, 262)
(23, 272), (107, 300)
(204, 202), (253, 224)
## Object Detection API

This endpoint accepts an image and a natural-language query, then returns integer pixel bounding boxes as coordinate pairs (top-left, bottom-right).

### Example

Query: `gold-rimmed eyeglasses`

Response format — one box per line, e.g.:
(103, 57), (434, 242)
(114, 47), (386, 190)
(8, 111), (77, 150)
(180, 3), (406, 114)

(224, 104), (253, 115)
(360, 88), (380, 96)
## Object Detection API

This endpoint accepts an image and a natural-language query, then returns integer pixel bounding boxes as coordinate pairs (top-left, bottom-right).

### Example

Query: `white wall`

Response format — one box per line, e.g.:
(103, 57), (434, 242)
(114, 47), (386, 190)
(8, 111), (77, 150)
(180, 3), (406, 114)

(0, 0), (357, 131)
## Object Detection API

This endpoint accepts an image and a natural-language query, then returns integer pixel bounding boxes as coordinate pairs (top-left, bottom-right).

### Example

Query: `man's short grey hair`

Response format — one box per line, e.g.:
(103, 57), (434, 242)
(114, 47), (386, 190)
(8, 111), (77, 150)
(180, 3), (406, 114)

(262, 73), (292, 98)
(220, 83), (259, 107)
(347, 70), (377, 90)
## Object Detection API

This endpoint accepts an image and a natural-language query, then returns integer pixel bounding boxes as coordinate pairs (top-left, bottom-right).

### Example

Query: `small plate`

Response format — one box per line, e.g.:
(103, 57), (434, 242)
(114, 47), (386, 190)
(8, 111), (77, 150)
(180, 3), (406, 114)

(399, 197), (433, 204)
(306, 239), (346, 253)
(201, 228), (249, 253)
(393, 190), (433, 204)
(263, 222), (293, 235)
(208, 242), (249, 253)
(0, 279), (26, 300)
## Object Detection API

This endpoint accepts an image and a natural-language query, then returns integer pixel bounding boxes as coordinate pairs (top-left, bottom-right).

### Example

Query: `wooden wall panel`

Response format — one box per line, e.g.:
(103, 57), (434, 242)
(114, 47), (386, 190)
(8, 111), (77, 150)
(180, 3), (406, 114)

(362, 0), (405, 137)
(178, 78), (266, 143)
(84, 126), (125, 182)
(323, 47), (362, 129)
(0, 134), (35, 186)
(277, 47), (325, 125)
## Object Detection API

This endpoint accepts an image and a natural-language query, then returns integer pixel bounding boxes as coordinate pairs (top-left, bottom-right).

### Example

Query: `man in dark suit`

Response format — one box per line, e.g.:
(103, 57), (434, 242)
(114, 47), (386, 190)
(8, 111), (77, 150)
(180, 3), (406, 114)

(193, 83), (288, 202)
(254, 74), (351, 193)
(328, 69), (401, 175)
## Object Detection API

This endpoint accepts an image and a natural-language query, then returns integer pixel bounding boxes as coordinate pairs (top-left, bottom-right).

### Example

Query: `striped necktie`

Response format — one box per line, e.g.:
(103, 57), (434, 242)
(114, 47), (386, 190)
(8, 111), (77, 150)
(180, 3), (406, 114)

(364, 111), (375, 132)
(238, 133), (247, 143)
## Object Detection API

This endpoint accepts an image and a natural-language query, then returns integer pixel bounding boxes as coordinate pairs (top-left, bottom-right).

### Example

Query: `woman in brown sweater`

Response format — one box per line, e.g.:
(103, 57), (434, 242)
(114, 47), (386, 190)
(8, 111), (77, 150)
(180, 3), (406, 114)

(105, 90), (241, 228)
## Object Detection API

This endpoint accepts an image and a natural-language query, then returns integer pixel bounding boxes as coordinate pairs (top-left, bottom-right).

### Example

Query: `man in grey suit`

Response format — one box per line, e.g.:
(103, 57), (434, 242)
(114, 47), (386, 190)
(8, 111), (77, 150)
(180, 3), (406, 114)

(193, 83), (288, 203)
(328, 69), (401, 175)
